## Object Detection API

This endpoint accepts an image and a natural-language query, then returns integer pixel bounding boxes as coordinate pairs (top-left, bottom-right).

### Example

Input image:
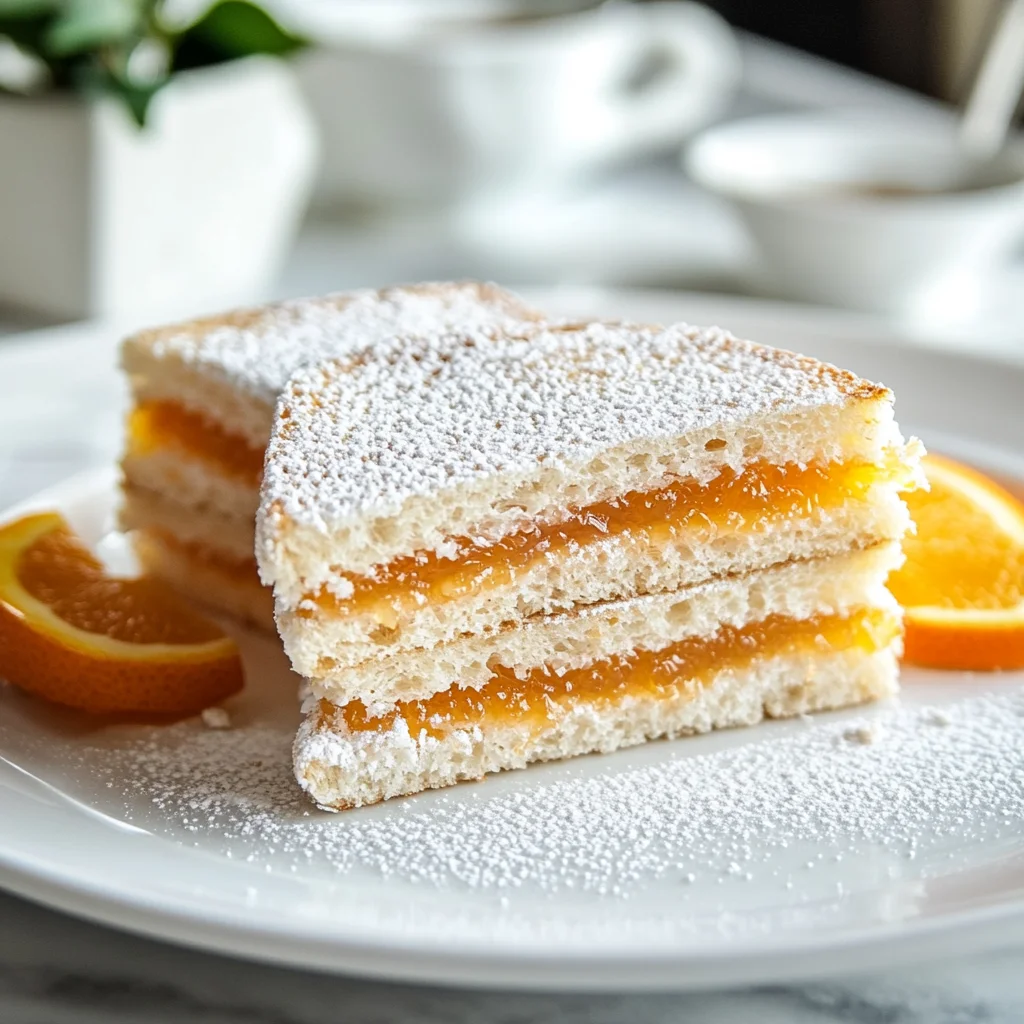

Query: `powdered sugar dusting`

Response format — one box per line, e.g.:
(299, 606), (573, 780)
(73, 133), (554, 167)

(200, 707), (231, 730)
(80, 689), (1024, 897)
(262, 321), (886, 535)
(128, 282), (541, 406)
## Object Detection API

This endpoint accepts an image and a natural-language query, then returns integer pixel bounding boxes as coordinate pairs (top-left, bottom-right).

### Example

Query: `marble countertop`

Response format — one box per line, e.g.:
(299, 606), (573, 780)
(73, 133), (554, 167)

(3, 887), (1023, 1024)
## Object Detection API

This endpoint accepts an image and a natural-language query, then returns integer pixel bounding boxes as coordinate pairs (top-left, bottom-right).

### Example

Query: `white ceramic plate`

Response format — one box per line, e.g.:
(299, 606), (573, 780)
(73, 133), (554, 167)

(1, 290), (1024, 992)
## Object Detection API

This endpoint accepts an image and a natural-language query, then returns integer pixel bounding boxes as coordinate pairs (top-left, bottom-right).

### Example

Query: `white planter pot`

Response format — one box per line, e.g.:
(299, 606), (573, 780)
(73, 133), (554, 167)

(0, 56), (318, 321)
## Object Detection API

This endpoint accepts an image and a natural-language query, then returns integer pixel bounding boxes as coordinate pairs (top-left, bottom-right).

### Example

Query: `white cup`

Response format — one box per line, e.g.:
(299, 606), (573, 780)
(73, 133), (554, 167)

(292, 1), (740, 209)
(684, 112), (1024, 317)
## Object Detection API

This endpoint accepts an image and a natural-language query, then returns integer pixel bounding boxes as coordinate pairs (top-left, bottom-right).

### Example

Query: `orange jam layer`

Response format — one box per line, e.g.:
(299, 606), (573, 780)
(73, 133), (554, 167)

(329, 607), (899, 740)
(127, 401), (264, 486)
(314, 457), (896, 627)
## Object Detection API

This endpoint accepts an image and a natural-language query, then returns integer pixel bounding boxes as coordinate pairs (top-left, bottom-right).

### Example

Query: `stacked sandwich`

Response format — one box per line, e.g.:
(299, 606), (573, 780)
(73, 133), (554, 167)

(255, 318), (922, 810)
(118, 283), (541, 630)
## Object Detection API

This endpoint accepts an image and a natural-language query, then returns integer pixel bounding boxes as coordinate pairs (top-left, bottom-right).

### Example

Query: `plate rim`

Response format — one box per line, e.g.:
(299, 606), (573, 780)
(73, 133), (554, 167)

(2, 291), (1024, 991)
(1, 820), (1023, 992)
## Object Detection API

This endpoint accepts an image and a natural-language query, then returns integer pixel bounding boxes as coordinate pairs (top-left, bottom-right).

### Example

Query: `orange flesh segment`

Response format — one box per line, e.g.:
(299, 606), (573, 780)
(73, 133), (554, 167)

(890, 459), (1024, 611)
(313, 456), (900, 626)
(888, 453), (1024, 671)
(330, 607), (899, 740)
(19, 526), (226, 644)
(0, 512), (244, 714)
(127, 400), (264, 486)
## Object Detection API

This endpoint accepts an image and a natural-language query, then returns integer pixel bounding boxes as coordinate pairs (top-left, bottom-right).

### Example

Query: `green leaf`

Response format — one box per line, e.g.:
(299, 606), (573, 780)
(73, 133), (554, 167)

(45, 0), (144, 57)
(0, 0), (301, 128)
(0, 0), (58, 18)
(74, 60), (166, 127)
(115, 75), (163, 126)
(172, 0), (304, 71)
(0, 13), (54, 59)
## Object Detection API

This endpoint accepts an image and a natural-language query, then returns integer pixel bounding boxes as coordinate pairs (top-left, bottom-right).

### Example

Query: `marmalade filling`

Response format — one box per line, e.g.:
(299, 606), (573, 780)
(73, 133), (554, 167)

(127, 400), (264, 485)
(324, 607), (900, 740)
(310, 456), (901, 627)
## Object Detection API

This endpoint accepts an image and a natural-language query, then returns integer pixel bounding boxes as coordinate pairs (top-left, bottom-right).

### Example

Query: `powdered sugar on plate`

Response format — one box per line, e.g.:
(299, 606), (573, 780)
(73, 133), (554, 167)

(71, 687), (1024, 899)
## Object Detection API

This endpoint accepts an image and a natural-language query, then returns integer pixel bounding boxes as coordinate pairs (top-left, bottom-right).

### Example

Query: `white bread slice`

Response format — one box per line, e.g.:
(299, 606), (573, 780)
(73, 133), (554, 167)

(306, 541), (902, 707)
(120, 449), (259, 526)
(120, 484), (257, 564)
(132, 529), (274, 632)
(296, 645), (899, 811)
(120, 281), (542, 450)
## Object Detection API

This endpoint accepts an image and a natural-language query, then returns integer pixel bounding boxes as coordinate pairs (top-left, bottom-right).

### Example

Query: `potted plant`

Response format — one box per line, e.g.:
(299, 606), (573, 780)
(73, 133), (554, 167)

(0, 0), (318, 320)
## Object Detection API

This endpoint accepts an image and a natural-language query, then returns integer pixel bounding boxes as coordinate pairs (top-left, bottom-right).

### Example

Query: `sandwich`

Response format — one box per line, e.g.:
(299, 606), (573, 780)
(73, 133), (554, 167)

(256, 320), (922, 809)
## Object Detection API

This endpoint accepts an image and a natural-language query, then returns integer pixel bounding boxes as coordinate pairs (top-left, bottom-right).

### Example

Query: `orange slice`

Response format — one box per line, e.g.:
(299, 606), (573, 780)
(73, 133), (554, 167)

(0, 511), (243, 714)
(889, 453), (1024, 670)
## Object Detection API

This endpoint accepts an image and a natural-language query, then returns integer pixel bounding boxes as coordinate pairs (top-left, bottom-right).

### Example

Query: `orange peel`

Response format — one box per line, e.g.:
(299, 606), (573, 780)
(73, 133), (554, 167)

(889, 454), (1024, 671)
(0, 511), (243, 714)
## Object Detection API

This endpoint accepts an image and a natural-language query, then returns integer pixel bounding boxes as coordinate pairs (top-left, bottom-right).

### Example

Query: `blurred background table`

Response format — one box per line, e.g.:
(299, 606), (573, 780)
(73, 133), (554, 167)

(1, 28), (1023, 1024)
(276, 32), (1024, 346)
(2, 35), (1022, 343)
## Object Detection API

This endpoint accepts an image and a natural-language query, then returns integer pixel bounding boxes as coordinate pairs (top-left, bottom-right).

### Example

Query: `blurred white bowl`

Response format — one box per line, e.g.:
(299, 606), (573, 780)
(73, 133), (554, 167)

(684, 112), (1024, 316)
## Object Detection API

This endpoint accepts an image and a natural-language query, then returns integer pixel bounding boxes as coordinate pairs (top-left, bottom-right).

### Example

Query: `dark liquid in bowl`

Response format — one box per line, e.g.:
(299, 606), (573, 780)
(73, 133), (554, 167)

(828, 183), (987, 198)
(800, 171), (1021, 199)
